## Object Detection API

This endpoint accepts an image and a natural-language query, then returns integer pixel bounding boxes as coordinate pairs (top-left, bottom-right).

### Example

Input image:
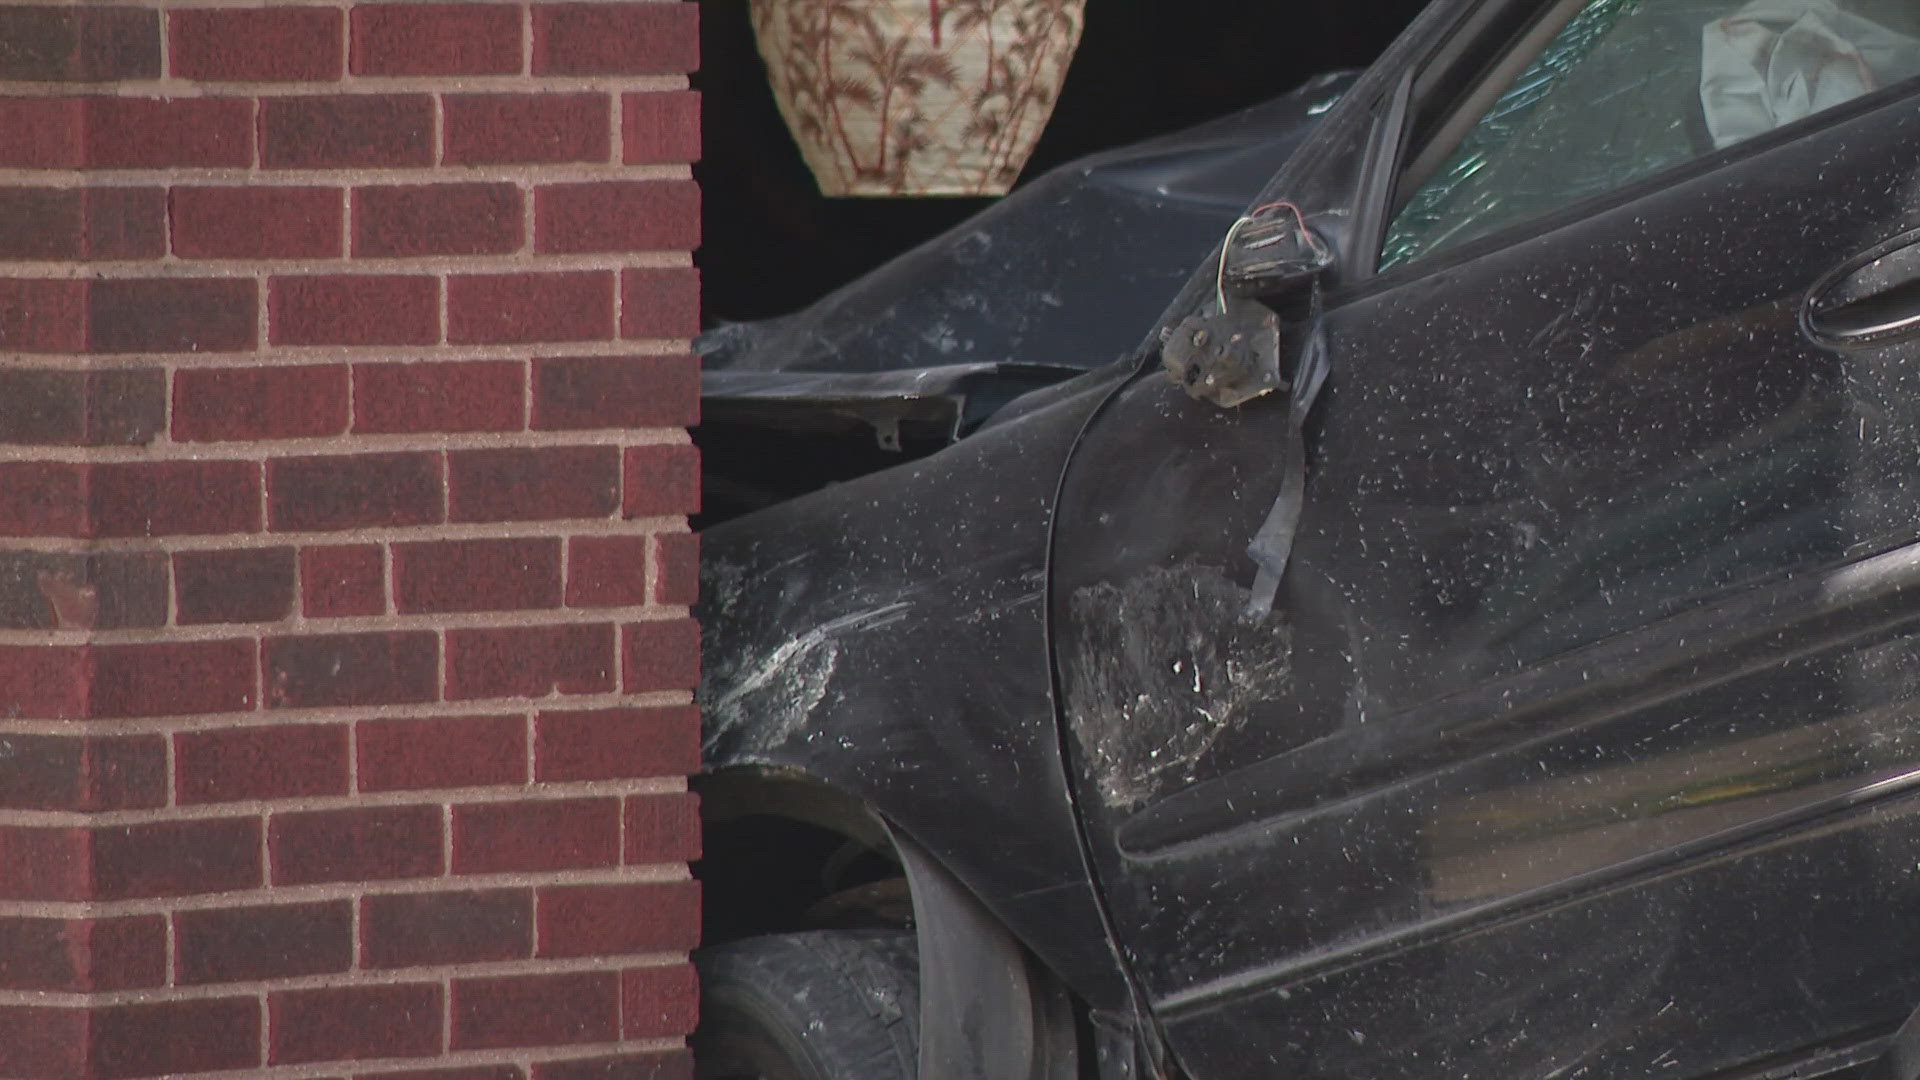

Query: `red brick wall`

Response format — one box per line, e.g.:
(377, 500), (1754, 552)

(0, 3), (703, 1077)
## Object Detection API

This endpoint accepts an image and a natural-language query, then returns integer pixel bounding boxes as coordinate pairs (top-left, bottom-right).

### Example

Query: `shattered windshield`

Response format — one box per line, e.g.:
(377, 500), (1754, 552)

(1383, 0), (1920, 269)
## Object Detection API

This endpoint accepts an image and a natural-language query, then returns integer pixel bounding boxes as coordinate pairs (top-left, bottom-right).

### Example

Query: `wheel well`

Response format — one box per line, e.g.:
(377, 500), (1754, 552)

(695, 770), (911, 945)
(695, 770), (1100, 1078)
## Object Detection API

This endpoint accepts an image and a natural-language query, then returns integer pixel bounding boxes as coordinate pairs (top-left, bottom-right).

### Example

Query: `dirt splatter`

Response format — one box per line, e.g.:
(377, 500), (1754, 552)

(1066, 561), (1292, 808)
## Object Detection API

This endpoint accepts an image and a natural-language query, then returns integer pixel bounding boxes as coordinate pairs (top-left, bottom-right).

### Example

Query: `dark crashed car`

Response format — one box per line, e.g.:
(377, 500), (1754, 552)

(692, 0), (1920, 1076)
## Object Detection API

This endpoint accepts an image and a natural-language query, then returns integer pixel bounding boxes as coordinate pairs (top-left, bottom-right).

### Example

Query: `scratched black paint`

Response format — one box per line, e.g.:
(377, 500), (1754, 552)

(699, 0), (1920, 1074)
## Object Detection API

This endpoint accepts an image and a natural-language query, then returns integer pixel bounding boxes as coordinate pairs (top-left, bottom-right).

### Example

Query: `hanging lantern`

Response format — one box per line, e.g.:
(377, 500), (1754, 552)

(750, 0), (1086, 197)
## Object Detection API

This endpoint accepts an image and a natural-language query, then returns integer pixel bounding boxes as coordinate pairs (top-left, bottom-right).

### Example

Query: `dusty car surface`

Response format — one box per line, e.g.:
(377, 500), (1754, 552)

(692, 0), (1920, 1076)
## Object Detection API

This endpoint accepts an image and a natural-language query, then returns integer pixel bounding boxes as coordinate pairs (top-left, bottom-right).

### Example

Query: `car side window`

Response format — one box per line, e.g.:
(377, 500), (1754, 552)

(1382, 0), (1920, 270)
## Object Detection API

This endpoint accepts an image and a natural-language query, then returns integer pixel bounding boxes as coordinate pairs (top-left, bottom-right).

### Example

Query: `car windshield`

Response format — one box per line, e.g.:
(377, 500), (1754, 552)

(1383, 0), (1920, 269)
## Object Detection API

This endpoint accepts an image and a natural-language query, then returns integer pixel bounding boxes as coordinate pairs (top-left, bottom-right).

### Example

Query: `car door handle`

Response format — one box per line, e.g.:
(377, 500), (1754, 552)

(1804, 227), (1920, 347)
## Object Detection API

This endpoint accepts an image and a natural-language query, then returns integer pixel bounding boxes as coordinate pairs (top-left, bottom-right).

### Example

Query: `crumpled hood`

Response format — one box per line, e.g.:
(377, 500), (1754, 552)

(697, 71), (1355, 380)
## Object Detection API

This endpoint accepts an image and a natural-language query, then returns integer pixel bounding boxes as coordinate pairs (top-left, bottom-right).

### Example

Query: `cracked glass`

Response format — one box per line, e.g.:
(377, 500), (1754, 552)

(1382, 0), (1920, 269)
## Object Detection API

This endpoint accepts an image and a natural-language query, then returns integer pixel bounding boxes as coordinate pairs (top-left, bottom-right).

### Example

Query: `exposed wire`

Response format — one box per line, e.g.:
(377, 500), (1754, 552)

(1215, 200), (1326, 312)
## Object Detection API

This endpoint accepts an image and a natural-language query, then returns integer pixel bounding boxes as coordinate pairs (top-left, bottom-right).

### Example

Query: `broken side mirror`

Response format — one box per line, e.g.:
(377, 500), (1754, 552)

(1162, 205), (1332, 409)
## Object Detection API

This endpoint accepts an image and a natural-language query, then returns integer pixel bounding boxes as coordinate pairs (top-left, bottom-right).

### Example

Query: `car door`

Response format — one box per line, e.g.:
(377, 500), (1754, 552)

(1050, 0), (1920, 1075)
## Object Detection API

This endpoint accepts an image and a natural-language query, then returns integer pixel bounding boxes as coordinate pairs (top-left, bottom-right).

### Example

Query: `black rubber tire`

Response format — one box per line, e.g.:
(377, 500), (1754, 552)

(693, 930), (920, 1080)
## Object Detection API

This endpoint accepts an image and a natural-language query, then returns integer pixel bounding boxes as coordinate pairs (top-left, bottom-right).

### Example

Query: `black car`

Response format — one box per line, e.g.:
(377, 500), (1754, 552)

(693, 0), (1920, 1076)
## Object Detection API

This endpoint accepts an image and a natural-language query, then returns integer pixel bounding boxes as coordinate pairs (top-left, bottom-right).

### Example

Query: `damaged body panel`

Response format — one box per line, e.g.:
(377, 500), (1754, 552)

(699, 0), (1920, 1076)
(696, 73), (1355, 526)
(700, 363), (1139, 1014)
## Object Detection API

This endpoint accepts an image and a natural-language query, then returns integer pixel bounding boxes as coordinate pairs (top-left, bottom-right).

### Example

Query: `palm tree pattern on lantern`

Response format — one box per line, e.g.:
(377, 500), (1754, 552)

(751, 0), (1084, 196)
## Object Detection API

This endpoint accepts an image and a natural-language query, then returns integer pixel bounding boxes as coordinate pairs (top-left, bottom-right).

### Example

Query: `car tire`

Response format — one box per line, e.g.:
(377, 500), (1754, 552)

(693, 930), (920, 1080)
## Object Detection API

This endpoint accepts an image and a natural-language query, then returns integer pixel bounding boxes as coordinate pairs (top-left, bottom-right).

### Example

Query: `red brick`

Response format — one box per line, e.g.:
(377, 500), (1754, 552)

(622, 964), (699, 1039)
(358, 714), (527, 792)
(268, 452), (444, 532)
(354, 183), (524, 258)
(360, 888), (532, 968)
(531, 1051), (691, 1080)
(90, 638), (257, 718)
(271, 274), (440, 346)
(0, 549), (168, 631)
(91, 917), (172, 991)
(172, 546), (298, 629)
(0, 368), (165, 447)
(654, 532), (698, 605)
(0, 6), (161, 82)
(175, 900), (352, 985)
(532, 4), (699, 75)
(0, 197), (77, 261)
(0, 544), (113, 622)
(0, 999), (259, 1076)
(91, 997), (262, 1077)
(0, 462), (88, 537)
(0, 549), (163, 629)
(355, 360), (524, 434)
(0, 277), (87, 352)
(0, 733), (167, 812)
(88, 276), (257, 354)
(450, 971), (618, 1050)
(445, 623), (615, 701)
(445, 92), (609, 165)
(0, 97), (85, 168)
(535, 706), (697, 782)
(448, 271), (614, 345)
(0, 1006), (84, 1078)
(171, 185), (343, 259)
(394, 538), (561, 614)
(264, 631), (438, 709)
(173, 364), (349, 442)
(449, 446), (619, 523)
(82, 188), (169, 260)
(0, 915), (164, 992)
(271, 983), (442, 1065)
(0, 644), (87, 719)
(352, 4), (522, 76)
(452, 797), (619, 875)
(533, 354), (698, 430)
(301, 544), (385, 617)
(170, 7), (343, 82)
(623, 618), (698, 694)
(90, 459), (262, 537)
(0, 187), (165, 261)
(0, 547), (119, 622)
(0, 466), (87, 545)
(261, 94), (434, 169)
(0, 825), (88, 900)
(622, 442), (699, 518)
(174, 546), (297, 625)
(620, 267), (701, 340)
(271, 804), (444, 886)
(623, 90), (699, 163)
(536, 181), (699, 254)
(85, 96), (253, 168)
(565, 535), (647, 608)
(538, 881), (699, 959)
(94, 816), (263, 899)
(175, 723), (347, 804)
(625, 792), (700, 864)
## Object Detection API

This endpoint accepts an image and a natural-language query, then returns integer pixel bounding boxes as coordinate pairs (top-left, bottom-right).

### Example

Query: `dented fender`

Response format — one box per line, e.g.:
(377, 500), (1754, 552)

(697, 360), (1139, 1013)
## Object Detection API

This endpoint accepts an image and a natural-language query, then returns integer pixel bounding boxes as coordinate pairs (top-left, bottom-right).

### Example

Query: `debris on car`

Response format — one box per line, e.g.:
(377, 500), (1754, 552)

(693, 0), (1920, 1075)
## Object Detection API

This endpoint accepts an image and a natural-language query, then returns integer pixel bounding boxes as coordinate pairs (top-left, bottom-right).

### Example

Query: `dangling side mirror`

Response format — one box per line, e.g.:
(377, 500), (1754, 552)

(1161, 204), (1331, 409)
